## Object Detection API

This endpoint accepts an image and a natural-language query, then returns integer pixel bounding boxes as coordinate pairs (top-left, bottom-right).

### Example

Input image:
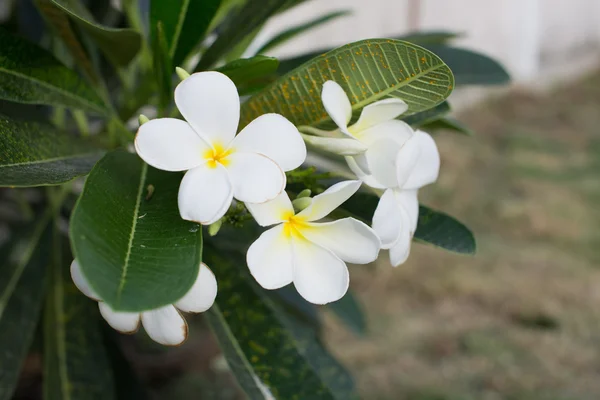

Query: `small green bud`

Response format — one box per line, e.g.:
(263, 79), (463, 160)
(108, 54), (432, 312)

(208, 219), (223, 236)
(297, 189), (312, 198)
(138, 114), (150, 125)
(176, 67), (191, 81)
(292, 197), (312, 212)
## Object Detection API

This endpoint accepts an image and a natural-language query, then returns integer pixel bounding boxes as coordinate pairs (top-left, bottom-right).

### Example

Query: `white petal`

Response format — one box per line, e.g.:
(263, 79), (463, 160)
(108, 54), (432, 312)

(178, 164), (233, 225)
(397, 189), (419, 232)
(300, 218), (380, 264)
(245, 191), (294, 227)
(358, 119), (413, 147)
(135, 118), (208, 171)
(345, 156), (386, 189)
(226, 152), (285, 203)
(291, 238), (349, 305)
(395, 133), (422, 188)
(231, 114), (306, 171)
(296, 180), (361, 222)
(321, 81), (351, 131)
(302, 134), (367, 156)
(141, 306), (188, 346)
(351, 98), (408, 132)
(372, 189), (403, 249)
(246, 225), (294, 289)
(389, 219), (412, 267)
(98, 303), (140, 333)
(70, 259), (100, 301)
(365, 138), (403, 188)
(174, 263), (217, 313)
(403, 130), (441, 190)
(352, 152), (371, 174)
(174, 71), (240, 145)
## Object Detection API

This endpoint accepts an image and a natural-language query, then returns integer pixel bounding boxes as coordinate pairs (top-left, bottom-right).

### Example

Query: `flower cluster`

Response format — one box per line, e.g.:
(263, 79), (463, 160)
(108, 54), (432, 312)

(73, 71), (440, 345)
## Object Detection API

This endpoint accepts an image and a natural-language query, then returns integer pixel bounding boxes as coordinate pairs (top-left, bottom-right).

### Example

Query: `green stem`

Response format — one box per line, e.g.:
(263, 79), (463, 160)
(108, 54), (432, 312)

(72, 110), (90, 137)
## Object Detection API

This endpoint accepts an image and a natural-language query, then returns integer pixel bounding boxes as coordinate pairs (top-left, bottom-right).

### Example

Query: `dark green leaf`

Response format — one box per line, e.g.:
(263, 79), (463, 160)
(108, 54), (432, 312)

(421, 116), (474, 136)
(150, 0), (222, 67)
(0, 218), (52, 400)
(326, 291), (366, 336)
(339, 191), (476, 254)
(0, 27), (107, 113)
(43, 228), (116, 400)
(240, 39), (454, 130)
(396, 30), (460, 45)
(425, 45), (510, 85)
(152, 21), (172, 111)
(204, 242), (357, 399)
(273, 285), (320, 329)
(47, 0), (141, 66)
(70, 149), (202, 312)
(256, 10), (350, 54)
(402, 100), (450, 127)
(0, 115), (104, 187)
(196, 0), (304, 71)
(216, 56), (279, 96)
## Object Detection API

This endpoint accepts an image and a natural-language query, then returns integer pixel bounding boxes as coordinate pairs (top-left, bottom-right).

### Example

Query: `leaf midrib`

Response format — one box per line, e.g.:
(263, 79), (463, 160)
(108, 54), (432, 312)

(169, 0), (190, 59)
(115, 162), (148, 304)
(0, 67), (106, 113)
(0, 151), (102, 169)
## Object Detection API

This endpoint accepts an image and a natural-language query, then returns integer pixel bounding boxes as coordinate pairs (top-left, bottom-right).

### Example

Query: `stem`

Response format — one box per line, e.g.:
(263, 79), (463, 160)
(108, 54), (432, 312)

(72, 110), (90, 137)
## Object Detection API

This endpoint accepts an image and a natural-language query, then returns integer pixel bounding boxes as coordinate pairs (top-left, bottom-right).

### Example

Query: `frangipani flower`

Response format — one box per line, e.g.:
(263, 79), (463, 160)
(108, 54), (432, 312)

(302, 81), (412, 178)
(366, 130), (440, 266)
(70, 260), (217, 346)
(245, 180), (380, 304)
(135, 71), (306, 225)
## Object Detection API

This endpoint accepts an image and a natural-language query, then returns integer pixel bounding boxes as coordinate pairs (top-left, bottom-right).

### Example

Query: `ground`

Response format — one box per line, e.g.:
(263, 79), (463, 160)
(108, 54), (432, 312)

(322, 70), (600, 400)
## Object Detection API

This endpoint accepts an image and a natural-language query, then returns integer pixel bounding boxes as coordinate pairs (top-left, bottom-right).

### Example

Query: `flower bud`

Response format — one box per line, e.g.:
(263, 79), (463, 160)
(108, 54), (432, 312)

(296, 189), (311, 199)
(138, 114), (150, 126)
(176, 67), (191, 81)
(292, 197), (312, 212)
(208, 219), (223, 236)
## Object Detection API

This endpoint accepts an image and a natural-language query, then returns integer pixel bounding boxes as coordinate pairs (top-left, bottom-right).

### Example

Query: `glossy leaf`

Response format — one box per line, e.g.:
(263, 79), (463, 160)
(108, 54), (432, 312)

(204, 241), (356, 399)
(339, 191), (476, 254)
(0, 27), (107, 113)
(402, 100), (450, 127)
(256, 10), (350, 54)
(425, 45), (510, 85)
(0, 115), (104, 187)
(421, 116), (474, 136)
(240, 39), (454, 130)
(0, 219), (52, 400)
(216, 56), (279, 96)
(152, 21), (172, 111)
(70, 149), (202, 312)
(196, 0), (303, 70)
(150, 0), (221, 67)
(326, 291), (366, 336)
(47, 0), (141, 66)
(397, 31), (460, 45)
(44, 229), (116, 400)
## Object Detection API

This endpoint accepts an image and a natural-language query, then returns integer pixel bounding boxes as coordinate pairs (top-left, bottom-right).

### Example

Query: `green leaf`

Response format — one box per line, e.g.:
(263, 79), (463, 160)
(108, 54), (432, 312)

(43, 228), (116, 400)
(70, 149), (202, 312)
(216, 56), (279, 96)
(425, 45), (510, 85)
(396, 30), (460, 45)
(339, 191), (476, 255)
(402, 100), (450, 127)
(0, 28), (107, 113)
(0, 219), (52, 400)
(326, 291), (366, 336)
(204, 241), (356, 399)
(0, 115), (104, 187)
(150, 0), (222, 67)
(47, 0), (141, 66)
(196, 0), (303, 71)
(152, 21), (172, 111)
(421, 116), (474, 136)
(256, 10), (351, 54)
(240, 39), (454, 130)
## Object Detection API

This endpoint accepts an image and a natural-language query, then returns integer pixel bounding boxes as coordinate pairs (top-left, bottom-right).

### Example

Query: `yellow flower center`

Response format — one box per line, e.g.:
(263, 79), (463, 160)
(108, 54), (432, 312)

(281, 211), (308, 239)
(204, 143), (234, 168)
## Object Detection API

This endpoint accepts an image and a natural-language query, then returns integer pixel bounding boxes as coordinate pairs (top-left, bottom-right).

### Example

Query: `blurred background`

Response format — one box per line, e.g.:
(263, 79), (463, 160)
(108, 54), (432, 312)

(5, 0), (600, 399)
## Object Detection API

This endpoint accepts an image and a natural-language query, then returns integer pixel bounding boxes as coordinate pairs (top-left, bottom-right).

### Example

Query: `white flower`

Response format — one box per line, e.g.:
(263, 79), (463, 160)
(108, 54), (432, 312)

(70, 260), (217, 346)
(245, 180), (380, 305)
(135, 71), (307, 225)
(366, 130), (440, 266)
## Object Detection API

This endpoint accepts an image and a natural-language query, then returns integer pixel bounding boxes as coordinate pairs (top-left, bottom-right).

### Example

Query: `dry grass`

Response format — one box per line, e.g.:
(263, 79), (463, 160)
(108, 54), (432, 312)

(323, 71), (600, 400)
